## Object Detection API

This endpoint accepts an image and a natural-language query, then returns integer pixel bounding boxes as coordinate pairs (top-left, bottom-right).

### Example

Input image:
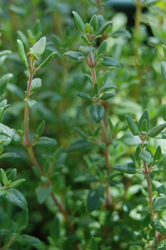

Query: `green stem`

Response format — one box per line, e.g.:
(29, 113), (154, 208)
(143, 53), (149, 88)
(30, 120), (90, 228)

(27, 147), (43, 175)
(146, 173), (154, 215)
(24, 71), (33, 147)
(143, 161), (154, 215)
(0, 236), (15, 250)
(89, 51), (97, 85)
(135, 0), (142, 37)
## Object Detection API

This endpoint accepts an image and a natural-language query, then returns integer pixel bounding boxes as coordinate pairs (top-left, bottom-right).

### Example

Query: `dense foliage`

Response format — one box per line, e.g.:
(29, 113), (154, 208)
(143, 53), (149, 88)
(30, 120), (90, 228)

(1, 0), (166, 249)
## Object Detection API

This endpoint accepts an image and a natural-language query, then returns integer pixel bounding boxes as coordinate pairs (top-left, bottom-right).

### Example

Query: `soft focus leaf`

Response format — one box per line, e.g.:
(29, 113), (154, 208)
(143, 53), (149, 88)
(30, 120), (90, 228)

(89, 104), (105, 123)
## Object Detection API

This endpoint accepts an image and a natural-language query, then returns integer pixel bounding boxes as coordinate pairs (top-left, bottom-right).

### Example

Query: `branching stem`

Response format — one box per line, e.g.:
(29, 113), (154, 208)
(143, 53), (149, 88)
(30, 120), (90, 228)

(0, 236), (15, 250)
(88, 49), (111, 205)
(23, 63), (78, 250)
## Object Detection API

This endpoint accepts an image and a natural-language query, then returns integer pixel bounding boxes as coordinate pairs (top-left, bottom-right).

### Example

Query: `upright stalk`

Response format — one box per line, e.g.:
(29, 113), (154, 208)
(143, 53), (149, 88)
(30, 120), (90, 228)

(23, 62), (78, 250)
(89, 51), (97, 85)
(88, 51), (111, 204)
(143, 161), (154, 216)
(146, 173), (153, 215)
(135, 0), (142, 37)
(88, 51), (110, 172)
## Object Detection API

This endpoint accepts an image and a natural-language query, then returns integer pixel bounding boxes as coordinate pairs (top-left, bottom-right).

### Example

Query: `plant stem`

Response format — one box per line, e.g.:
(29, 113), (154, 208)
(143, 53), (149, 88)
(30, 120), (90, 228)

(96, 0), (102, 15)
(143, 161), (154, 215)
(135, 0), (142, 37)
(88, 52), (110, 172)
(88, 50), (111, 206)
(24, 71), (33, 147)
(0, 236), (15, 250)
(23, 65), (78, 250)
(89, 51), (97, 85)
(27, 147), (43, 175)
(145, 173), (154, 215)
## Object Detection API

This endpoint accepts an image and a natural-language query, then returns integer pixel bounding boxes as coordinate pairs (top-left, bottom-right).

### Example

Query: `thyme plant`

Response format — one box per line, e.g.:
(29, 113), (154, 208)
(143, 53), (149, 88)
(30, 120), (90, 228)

(1, 0), (166, 250)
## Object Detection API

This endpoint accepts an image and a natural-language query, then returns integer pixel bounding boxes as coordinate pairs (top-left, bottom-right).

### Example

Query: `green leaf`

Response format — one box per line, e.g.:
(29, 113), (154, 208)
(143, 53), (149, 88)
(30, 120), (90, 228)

(79, 46), (95, 56)
(6, 188), (27, 209)
(67, 138), (93, 152)
(74, 127), (87, 139)
(50, 217), (60, 240)
(35, 186), (52, 204)
(162, 45), (166, 58)
(125, 115), (139, 136)
(17, 30), (29, 48)
(145, 0), (159, 6)
(141, 119), (147, 133)
(98, 40), (107, 56)
(81, 35), (89, 45)
(9, 179), (26, 189)
(163, 104), (166, 121)
(0, 168), (8, 185)
(0, 73), (13, 96)
(96, 15), (104, 32)
(154, 146), (162, 162)
(151, 220), (164, 236)
(77, 92), (92, 101)
(138, 110), (150, 133)
(19, 235), (40, 245)
(31, 37), (46, 57)
(72, 11), (85, 32)
(157, 240), (166, 250)
(32, 166), (41, 178)
(148, 123), (166, 138)
(36, 120), (45, 136)
(31, 78), (42, 92)
(0, 190), (7, 197)
(95, 21), (113, 36)
(152, 181), (166, 195)
(0, 152), (20, 161)
(35, 52), (57, 71)
(135, 146), (141, 163)
(87, 186), (105, 212)
(160, 220), (166, 236)
(85, 23), (94, 34)
(89, 15), (98, 32)
(0, 123), (15, 147)
(63, 51), (83, 60)
(0, 50), (12, 57)
(89, 104), (105, 123)
(100, 81), (117, 92)
(24, 99), (37, 109)
(8, 169), (17, 182)
(112, 29), (131, 38)
(102, 57), (121, 68)
(93, 83), (99, 96)
(90, 237), (98, 250)
(34, 137), (57, 147)
(153, 197), (166, 212)
(17, 39), (28, 67)
(100, 92), (116, 100)
(112, 162), (136, 174)
(16, 208), (28, 233)
(139, 150), (152, 164)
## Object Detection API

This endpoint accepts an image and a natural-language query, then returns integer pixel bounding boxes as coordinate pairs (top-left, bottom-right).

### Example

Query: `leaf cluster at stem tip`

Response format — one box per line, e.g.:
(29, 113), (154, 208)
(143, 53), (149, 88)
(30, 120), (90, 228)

(17, 37), (57, 73)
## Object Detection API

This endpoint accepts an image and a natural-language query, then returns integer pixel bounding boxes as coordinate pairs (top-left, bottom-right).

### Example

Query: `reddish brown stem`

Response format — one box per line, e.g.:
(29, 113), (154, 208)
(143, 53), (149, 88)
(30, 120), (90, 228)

(24, 64), (78, 250)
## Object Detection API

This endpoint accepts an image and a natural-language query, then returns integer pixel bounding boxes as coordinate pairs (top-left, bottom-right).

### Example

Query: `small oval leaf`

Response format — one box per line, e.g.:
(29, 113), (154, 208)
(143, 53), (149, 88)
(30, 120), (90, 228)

(89, 104), (105, 123)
